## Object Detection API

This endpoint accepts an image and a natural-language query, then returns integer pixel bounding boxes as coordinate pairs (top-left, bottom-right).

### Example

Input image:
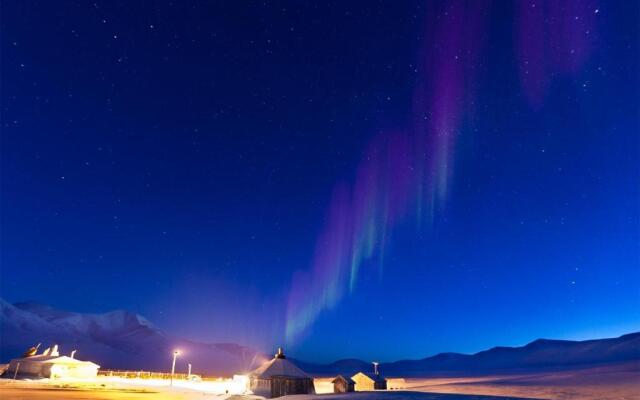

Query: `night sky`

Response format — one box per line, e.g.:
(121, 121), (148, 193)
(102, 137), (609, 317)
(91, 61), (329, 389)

(1, 1), (638, 363)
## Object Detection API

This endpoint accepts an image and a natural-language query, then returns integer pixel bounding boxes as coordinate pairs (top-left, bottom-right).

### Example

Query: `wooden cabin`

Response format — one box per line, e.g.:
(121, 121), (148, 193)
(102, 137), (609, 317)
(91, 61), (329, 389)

(331, 375), (355, 393)
(351, 371), (387, 391)
(248, 348), (315, 398)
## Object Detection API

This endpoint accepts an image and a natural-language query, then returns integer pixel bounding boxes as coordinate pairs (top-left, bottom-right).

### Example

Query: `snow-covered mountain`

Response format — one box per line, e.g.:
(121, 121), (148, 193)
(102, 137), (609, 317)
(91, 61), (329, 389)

(295, 332), (640, 376)
(0, 299), (267, 376)
(2, 298), (638, 377)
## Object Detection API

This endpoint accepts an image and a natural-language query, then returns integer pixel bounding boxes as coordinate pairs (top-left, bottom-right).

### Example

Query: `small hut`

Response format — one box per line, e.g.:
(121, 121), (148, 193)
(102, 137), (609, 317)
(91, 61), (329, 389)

(332, 374), (355, 393)
(248, 348), (315, 398)
(351, 371), (387, 391)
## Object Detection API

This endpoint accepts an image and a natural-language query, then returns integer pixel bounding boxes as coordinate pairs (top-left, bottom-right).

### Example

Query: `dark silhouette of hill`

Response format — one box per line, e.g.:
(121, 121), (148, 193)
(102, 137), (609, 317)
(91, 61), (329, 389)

(2, 298), (638, 377)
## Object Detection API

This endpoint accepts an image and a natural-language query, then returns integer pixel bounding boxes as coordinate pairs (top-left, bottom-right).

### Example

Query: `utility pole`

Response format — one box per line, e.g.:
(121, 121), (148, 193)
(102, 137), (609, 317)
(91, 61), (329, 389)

(13, 362), (20, 379)
(170, 350), (180, 386)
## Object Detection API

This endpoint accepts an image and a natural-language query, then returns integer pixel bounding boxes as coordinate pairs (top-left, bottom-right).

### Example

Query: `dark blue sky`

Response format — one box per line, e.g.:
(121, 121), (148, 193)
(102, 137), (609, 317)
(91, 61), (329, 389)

(1, 1), (638, 363)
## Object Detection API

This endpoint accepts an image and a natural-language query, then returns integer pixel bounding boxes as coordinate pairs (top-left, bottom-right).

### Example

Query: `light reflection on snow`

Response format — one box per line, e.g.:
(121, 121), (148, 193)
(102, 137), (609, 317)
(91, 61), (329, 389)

(31, 374), (251, 395)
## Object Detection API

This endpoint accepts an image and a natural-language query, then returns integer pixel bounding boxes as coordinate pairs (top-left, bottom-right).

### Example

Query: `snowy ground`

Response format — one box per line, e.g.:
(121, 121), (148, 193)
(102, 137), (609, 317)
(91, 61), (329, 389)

(283, 393), (539, 400)
(392, 362), (640, 400)
(0, 377), (262, 399)
(0, 375), (261, 400)
(0, 379), (539, 400)
(1, 362), (638, 400)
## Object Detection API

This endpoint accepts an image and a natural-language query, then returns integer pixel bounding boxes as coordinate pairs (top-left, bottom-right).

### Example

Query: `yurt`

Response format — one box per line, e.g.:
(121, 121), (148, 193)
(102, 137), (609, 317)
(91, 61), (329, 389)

(248, 348), (315, 398)
(5, 345), (99, 379)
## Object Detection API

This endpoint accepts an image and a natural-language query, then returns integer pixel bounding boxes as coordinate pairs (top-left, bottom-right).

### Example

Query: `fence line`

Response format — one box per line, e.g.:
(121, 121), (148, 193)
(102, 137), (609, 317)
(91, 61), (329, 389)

(97, 369), (205, 380)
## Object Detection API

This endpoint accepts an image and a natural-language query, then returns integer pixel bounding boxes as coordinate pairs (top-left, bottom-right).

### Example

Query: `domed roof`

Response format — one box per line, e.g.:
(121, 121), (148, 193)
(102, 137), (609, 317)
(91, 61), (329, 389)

(249, 348), (310, 379)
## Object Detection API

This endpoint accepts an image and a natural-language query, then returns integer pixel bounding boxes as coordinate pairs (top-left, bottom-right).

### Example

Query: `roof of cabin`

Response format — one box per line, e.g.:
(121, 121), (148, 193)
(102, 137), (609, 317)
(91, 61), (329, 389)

(351, 372), (386, 382)
(331, 374), (355, 384)
(250, 354), (310, 379)
(11, 355), (99, 367)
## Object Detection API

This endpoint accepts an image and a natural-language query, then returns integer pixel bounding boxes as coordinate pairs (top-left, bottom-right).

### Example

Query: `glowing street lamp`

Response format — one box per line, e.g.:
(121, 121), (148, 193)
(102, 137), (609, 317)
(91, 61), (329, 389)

(170, 350), (180, 386)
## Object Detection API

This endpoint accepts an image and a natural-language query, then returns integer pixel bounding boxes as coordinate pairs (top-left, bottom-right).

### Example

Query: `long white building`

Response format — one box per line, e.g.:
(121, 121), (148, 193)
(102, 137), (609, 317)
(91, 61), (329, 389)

(6, 345), (99, 379)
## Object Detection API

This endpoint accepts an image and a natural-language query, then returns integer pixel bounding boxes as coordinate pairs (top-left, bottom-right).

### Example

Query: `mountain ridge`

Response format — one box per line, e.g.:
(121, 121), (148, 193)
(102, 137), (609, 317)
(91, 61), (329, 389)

(0, 298), (266, 375)
(294, 332), (640, 376)
(2, 298), (638, 377)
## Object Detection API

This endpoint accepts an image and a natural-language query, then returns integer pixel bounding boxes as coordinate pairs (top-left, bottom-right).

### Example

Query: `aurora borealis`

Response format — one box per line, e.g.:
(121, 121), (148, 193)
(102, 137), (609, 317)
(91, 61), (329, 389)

(285, 0), (489, 341)
(2, 1), (638, 362)
(285, 0), (600, 342)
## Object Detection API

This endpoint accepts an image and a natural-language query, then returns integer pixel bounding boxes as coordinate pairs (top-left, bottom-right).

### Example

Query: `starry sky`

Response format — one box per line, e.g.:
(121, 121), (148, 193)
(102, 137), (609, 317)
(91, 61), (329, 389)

(1, 1), (639, 363)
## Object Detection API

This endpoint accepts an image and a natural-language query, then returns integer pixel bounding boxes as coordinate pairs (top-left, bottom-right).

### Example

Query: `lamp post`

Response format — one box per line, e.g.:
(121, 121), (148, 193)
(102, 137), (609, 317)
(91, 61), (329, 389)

(170, 350), (180, 386)
(372, 361), (379, 375)
(188, 363), (192, 379)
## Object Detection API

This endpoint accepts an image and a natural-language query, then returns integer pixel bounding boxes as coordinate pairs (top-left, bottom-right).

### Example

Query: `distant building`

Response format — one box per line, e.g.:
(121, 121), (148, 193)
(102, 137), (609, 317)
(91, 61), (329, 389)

(332, 374), (355, 393)
(248, 348), (315, 398)
(351, 371), (387, 391)
(5, 345), (99, 379)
